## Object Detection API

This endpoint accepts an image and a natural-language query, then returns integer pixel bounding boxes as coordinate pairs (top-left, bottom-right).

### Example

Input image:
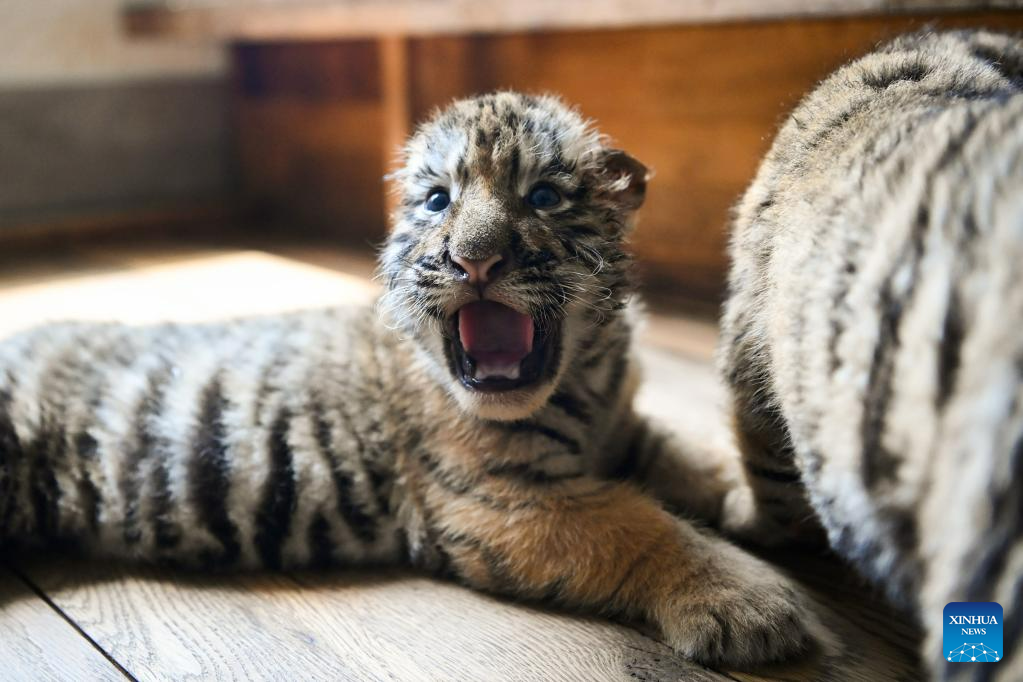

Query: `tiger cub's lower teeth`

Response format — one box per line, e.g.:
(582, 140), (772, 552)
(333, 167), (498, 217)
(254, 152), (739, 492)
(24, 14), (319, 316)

(474, 363), (521, 381)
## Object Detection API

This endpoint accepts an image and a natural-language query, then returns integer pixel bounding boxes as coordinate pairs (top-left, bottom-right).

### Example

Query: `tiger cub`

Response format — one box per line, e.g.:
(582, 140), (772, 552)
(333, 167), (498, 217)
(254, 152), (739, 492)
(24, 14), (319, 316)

(0, 92), (812, 667)
(721, 30), (1023, 679)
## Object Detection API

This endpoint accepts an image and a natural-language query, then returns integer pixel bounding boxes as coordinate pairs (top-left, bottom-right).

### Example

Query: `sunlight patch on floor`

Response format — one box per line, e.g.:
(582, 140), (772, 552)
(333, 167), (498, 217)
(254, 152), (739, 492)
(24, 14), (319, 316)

(0, 250), (380, 336)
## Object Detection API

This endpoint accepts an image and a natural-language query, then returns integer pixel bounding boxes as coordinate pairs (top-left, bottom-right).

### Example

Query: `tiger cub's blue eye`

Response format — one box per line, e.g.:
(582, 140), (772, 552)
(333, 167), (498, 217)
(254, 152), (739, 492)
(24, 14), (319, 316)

(425, 189), (450, 212)
(526, 183), (562, 209)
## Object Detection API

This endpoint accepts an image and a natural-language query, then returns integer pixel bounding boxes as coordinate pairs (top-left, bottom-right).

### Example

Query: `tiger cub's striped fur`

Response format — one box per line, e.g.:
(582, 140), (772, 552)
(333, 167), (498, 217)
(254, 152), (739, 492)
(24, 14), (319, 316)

(0, 93), (813, 666)
(721, 30), (1023, 679)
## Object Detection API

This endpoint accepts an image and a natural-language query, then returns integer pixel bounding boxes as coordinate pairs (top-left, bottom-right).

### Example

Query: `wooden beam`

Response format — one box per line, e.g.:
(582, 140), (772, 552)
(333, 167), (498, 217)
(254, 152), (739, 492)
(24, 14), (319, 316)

(123, 0), (1021, 41)
(379, 36), (411, 218)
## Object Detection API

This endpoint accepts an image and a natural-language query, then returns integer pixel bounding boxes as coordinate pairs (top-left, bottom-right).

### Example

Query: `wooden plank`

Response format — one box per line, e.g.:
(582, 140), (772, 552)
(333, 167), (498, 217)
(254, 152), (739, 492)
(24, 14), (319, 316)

(14, 559), (734, 682)
(262, 242), (380, 282)
(123, 0), (1020, 40)
(15, 553), (923, 682)
(0, 565), (124, 681)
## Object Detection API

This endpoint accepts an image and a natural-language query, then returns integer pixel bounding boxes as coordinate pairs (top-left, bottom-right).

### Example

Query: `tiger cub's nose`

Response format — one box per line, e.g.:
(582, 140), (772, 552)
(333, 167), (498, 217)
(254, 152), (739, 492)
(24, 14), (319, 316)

(450, 253), (504, 285)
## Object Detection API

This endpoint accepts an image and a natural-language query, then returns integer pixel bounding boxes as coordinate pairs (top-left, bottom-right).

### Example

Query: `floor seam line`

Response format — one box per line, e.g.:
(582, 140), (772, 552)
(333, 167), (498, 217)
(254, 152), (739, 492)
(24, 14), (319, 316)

(4, 560), (139, 682)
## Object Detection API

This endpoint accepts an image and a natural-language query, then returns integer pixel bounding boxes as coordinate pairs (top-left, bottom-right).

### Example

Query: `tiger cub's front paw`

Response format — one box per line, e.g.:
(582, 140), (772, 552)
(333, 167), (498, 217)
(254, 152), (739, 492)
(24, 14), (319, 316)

(652, 537), (819, 667)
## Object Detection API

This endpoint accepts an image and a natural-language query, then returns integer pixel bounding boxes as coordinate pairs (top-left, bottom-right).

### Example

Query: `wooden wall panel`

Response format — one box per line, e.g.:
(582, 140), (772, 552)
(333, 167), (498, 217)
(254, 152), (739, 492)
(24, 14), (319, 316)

(231, 11), (1023, 299)
(233, 41), (386, 243)
(406, 12), (1023, 299)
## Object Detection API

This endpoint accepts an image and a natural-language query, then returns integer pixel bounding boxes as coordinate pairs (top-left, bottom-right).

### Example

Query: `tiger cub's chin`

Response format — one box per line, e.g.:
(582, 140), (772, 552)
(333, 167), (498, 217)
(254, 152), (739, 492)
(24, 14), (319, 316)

(451, 381), (559, 422)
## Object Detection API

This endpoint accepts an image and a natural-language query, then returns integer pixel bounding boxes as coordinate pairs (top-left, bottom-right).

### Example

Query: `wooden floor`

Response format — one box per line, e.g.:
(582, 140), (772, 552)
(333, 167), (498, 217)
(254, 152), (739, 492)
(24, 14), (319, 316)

(0, 240), (922, 681)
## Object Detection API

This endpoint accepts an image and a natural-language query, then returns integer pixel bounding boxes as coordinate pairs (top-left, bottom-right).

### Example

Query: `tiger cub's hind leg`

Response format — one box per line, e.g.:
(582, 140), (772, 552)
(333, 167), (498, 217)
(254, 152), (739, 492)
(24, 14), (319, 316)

(711, 317), (824, 547)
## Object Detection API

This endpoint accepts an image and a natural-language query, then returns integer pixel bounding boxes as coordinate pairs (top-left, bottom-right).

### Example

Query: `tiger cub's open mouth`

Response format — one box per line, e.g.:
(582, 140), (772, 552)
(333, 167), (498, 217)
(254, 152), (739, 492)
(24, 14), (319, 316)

(447, 300), (559, 393)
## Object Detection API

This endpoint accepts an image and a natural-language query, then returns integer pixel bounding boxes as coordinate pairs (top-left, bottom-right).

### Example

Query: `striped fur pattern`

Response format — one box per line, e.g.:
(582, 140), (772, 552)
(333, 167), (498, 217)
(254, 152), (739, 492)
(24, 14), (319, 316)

(0, 93), (814, 667)
(720, 31), (1023, 679)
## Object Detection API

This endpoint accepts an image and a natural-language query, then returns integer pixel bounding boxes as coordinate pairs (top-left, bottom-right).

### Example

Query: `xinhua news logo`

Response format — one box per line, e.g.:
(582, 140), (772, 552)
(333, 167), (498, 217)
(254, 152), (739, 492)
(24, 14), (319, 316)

(944, 602), (1003, 663)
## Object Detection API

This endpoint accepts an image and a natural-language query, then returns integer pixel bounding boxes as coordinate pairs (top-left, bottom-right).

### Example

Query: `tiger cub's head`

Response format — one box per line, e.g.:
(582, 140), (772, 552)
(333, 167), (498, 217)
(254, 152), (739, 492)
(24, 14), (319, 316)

(379, 92), (647, 420)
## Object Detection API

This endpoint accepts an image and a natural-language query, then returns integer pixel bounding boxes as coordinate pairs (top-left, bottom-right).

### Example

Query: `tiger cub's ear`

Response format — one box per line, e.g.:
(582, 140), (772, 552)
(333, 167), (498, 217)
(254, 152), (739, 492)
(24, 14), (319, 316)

(595, 149), (649, 212)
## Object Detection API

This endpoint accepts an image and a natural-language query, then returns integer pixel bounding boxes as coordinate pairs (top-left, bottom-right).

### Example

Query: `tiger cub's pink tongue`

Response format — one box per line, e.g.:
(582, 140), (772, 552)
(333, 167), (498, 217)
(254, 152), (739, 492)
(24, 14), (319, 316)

(458, 301), (534, 378)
